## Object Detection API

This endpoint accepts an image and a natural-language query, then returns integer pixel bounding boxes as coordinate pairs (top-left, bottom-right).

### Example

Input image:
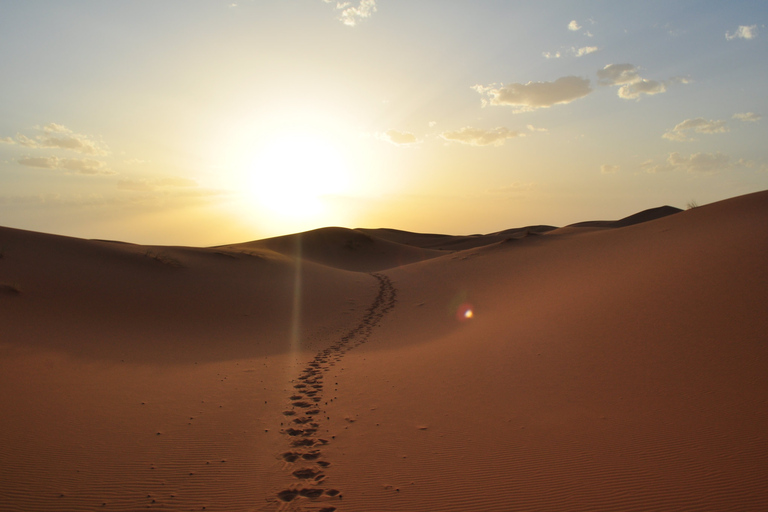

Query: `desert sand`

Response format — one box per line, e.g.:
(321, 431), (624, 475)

(1, 190), (767, 511)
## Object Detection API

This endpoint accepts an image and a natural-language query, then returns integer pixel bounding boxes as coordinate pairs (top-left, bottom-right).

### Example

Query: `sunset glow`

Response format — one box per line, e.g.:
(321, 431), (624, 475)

(243, 133), (351, 221)
(0, 1), (766, 245)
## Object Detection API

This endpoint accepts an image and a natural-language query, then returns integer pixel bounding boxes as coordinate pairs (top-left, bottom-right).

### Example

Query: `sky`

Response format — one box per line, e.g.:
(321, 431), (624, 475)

(1, 1), (767, 246)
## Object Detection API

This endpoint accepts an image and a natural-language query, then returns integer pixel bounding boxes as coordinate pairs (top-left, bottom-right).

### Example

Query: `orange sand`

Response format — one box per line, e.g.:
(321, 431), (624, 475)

(1, 190), (767, 511)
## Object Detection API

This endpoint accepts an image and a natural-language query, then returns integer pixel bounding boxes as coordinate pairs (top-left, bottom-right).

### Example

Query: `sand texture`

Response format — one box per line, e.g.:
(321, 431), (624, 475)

(1, 191), (767, 511)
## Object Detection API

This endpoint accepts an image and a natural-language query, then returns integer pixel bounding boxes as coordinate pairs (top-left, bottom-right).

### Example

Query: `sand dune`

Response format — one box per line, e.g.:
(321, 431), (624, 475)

(1, 191), (767, 511)
(221, 226), (445, 272)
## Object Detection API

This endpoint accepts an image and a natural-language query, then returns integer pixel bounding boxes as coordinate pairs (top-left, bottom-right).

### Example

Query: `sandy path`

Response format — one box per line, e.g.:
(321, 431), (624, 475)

(264, 273), (397, 511)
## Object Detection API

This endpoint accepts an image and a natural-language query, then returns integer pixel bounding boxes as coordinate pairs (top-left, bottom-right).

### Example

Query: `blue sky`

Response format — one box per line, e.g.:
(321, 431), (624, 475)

(1, 1), (766, 244)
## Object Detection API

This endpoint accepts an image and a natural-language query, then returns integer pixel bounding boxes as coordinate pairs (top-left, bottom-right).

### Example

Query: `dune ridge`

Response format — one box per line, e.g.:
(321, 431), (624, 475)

(1, 190), (767, 511)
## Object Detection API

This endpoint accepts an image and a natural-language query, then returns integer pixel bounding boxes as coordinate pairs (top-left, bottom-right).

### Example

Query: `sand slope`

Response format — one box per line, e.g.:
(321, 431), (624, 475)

(1, 191), (767, 511)
(221, 227), (446, 272)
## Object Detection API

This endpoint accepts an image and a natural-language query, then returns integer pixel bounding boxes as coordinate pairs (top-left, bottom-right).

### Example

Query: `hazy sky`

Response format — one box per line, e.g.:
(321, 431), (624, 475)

(1, 1), (766, 245)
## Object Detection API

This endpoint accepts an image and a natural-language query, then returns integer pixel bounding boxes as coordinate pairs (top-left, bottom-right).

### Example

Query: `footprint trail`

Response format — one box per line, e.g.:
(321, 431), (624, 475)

(270, 272), (397, 511)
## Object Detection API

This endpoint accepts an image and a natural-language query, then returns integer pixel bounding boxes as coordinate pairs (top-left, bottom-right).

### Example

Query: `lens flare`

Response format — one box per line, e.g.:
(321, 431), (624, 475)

(456, 302), (474, 322)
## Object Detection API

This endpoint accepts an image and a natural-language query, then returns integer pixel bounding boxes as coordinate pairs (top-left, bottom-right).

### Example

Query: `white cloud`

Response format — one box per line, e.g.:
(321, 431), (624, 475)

(472, 76), (592, 112)
(601, 164), (619, 174)
(527, 124), (548, 132)
(9, 123), (109, 155)
(17, 156), (114, 175)
(598, 63), (687, 99)
(733, 112), (761, 122)
(379, 129), (418, 145)
(663, 118), (729, 141)
(574, 46), (599, 57)
(440, 126), (523, 147)
(325, 0), (376, 27)
(597, 63), (641, 85)
(543, 46), (598, 59)
(0, 137), (14, 144)
(726, 25), (757, 40)
(618, 80), (667, 99)
(643, 152), (750, 174)
(567, 19), (594, 37)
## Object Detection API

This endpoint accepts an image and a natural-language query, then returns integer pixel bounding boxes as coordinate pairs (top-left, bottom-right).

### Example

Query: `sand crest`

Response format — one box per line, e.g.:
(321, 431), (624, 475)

(1, 191), (767, 511)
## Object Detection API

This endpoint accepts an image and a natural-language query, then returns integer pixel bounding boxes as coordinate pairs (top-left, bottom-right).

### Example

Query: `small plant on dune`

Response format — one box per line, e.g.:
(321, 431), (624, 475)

(144, 249), (183, 268)
(686, 200), (699, 210)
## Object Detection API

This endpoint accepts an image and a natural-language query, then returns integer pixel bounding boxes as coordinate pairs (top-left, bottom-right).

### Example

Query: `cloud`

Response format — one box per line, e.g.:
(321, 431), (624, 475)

(543, 46), (598, 59)
(0, 136), (14, 144)
(117, 177), (198, 192)
(567, 19), (594, 37)
(618, 79), (667, 99)
(440, 126), (523, 147)
(663, 118), (729, 141)
(597, 63), (641, 85)
(325, 0), (376, 27)
(642, 152), (750, 174)
(472, 76), (592, 112)
(574, 46), (599, 57)
(17, 156), (114, 175)
(726, 25), (757, 40)
(598, 64), (687, 99)
(733, 112), (761, 122)
(600, 164), (619, 174)
(379, 129), (418, 145)
(11, 123), (109, 155)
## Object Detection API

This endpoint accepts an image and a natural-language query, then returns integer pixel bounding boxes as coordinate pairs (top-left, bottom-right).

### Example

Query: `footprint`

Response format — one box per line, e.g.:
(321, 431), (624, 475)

(282, 452), (300, 462)
(272, 273), (397, 506)
(292, 468), (323, 479)
(298, 488), (324, 498)
(276, 490), (299, 502)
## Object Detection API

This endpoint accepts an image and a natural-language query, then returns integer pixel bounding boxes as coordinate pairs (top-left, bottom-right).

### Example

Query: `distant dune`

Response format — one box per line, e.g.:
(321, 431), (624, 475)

(1, 191), (767, 511)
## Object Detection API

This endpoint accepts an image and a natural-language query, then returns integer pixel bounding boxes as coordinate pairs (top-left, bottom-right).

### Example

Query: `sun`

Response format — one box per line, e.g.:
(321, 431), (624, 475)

(244, 132), (351, 220)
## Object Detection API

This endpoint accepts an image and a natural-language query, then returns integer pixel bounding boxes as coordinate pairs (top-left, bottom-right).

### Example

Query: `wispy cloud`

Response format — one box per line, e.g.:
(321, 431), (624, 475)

(17, 156), (114, 175)
(324, 0), (376, 27)
(597, 63), (688, 99)
(9, 123), (109, 155)
(663, 118), (729, 141)
(440, 126), (523, 147)
(726, 25), (757, 40)
(486, 182), (535, 197)
(733, 112), (761, 122)
(378, 129), (419, 145)
(117, 177), (198, 192)
(597, 63), (640, 85)
(642, 152), (750, 174)
(543, 46), (599, 59)
(568, 19), (594, 37)
(600, 164), (619, 174)
(472, 76), (592, 112)
(574, 46), (599, 57)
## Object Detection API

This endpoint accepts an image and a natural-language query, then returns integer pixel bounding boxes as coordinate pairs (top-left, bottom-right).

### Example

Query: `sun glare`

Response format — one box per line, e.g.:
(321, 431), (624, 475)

(245, 133), (351, 220)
